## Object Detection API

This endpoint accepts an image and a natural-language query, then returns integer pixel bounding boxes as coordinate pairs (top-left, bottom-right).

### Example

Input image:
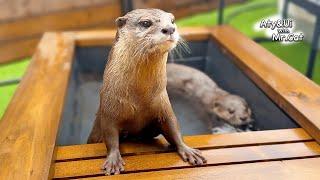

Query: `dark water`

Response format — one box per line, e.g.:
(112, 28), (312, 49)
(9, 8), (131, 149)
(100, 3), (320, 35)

(57, 41), (298, 146)
(57, 74), (242, 145)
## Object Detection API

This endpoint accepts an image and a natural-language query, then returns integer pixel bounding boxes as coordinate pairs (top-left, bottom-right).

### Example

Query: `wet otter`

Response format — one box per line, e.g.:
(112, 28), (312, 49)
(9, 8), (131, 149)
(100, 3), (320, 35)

(166, 63), (253, 126)
(87, 9), (206, 175)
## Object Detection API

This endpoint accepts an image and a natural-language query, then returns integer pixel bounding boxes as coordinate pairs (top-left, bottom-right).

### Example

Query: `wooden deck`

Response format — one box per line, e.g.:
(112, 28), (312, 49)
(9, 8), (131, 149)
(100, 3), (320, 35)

(52, 128), (320, 179)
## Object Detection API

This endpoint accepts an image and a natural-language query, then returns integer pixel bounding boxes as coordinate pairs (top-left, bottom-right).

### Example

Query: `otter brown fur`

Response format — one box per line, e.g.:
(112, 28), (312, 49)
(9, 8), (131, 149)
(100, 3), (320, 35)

(166, 63), (253, 126)
(87, 9), (206, 175)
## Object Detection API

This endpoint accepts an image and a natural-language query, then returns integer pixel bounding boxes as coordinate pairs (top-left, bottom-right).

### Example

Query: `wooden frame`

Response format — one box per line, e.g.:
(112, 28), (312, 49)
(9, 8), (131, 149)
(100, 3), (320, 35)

(0, 25), (320, 179)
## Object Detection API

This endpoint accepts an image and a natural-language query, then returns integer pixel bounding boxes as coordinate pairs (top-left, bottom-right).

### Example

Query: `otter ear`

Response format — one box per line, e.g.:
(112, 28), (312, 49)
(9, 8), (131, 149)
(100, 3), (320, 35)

(212, 102), (222, 113)
(213, 102), (221, 109)
(115, 16), (127, 28)
(213, 102), (233, 120)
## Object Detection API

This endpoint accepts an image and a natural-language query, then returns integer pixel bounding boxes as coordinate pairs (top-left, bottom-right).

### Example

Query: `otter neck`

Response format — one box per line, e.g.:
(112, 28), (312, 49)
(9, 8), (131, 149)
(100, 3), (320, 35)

(107, 41), (169, 95)
(133, 52), (168, 81)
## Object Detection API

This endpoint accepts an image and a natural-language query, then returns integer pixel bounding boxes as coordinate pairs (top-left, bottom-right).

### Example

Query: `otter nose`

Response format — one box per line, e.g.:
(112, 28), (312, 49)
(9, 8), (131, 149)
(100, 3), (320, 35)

(161, 27), (175, 35)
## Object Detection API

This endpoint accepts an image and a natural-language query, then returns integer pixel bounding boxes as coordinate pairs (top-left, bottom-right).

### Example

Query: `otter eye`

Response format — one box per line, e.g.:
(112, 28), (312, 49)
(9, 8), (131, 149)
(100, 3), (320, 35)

(228, 109), (235, 114)
(171, 19), (175, 24)
(139, 20), (152, 28)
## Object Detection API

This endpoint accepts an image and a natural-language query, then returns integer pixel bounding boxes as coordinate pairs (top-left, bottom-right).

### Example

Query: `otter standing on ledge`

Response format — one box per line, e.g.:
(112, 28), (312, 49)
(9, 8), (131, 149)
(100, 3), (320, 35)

(87, 9), (207, 175)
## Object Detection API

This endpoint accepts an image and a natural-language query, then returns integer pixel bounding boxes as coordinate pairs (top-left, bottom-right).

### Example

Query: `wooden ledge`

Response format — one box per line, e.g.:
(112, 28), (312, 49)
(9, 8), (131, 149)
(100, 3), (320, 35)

(55, 128), (311, 161)
(0, 32), (75, 180)
(76, 157), (320, 180)
(53, 128), (318, 179)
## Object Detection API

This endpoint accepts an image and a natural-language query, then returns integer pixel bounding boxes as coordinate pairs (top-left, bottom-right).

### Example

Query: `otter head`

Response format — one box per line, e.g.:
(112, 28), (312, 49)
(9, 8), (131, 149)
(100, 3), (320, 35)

(212, 95), (253, 126)
(115, 9), (179, 56)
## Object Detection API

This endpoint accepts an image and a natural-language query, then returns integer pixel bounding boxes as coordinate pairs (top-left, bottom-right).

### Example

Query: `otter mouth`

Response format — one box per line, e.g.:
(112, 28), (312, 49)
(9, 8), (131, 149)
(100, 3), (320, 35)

(156, 38), (177, 51)
(166, 35), (177, 43)
(164, 39), (176, 44)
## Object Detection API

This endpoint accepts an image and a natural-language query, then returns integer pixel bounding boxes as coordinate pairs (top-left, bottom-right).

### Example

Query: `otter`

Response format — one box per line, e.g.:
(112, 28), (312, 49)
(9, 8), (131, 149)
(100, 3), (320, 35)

(87, 9), (206, 175)
(166, 63), (253, 126)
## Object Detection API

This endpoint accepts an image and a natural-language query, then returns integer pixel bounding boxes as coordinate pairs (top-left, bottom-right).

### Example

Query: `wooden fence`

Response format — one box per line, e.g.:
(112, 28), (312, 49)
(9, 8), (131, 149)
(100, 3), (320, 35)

(0, 0), (245, 64)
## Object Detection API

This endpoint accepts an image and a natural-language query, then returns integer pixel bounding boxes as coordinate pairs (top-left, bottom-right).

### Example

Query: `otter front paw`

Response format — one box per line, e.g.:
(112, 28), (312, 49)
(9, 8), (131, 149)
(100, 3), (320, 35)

(177, 145), (207, 165)
(101, 151), (125, 175)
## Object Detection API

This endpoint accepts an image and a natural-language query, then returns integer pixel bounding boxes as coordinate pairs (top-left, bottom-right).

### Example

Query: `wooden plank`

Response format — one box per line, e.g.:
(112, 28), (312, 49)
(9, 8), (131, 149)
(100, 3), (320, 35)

(0, 3), (120, 42)
(0, 38), (38, 64)
(0, 24), (111, 64)
(281, 157), (320, 179)
(74, 29), (116, 46)
(74, 27), (211, 46)
(43, 0), (116, 14)
(133, 0), (245, 19)
(0, 0), (44, 22)
(0, 33), (75, 179)
(55, 128), (312, 161)
(78, 157), (320, 180)
(53, 141), (320, 178)
(210, 25), (320, 144)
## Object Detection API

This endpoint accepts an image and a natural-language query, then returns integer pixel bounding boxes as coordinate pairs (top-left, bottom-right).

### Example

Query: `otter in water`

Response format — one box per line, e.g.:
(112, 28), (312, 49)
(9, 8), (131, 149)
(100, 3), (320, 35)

(87, 9), (206, 175)
(166, 63), (253, 126)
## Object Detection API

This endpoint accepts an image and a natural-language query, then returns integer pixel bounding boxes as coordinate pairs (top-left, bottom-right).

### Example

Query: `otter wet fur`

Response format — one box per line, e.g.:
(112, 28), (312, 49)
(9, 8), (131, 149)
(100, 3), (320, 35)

(87, 9), (207, 175)
(167, 63), (253, 126)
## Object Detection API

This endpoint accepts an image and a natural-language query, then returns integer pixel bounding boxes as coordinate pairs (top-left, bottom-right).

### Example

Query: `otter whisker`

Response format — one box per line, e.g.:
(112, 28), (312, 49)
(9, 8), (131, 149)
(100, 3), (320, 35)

(169, 37), (191, 60)
(172, 44), (184, 60)
(168, 52), (175, 63)
(177, 37), (191, 54)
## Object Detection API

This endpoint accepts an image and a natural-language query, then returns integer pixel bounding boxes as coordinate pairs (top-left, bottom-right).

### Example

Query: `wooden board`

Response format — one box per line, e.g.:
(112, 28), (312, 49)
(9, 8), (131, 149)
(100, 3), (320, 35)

(55, 128), (311, 161)
(0, 0), (117, 22)
(0, 33), (75, 179)
(76, 157), (320, 180)
(133, 0), (245, 19)
(0, 2), (120, 64)
(209, 25), (320, 144)
(53, 141), (320, 179)
(0, 3), (120, 42)
(0, 38), (38, 64)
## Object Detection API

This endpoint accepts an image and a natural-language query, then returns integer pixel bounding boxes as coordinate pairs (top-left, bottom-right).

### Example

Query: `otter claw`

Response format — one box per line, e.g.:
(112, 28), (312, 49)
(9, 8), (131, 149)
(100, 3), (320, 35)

(102, 152), (125, 175)
(178, 146), (207, 165)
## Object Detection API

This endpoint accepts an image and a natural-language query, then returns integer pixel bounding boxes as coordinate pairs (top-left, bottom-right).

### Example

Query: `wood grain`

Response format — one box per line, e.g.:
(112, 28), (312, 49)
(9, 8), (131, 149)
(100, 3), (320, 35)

(0, 0), (117, 22)
(133, 0), (245, 19)
(0, 2), (120, 63)
(0, 33), (75, 179)
(78, 157), (320, 180)
(56, 128), (312, 161)
(0, 38), (38, 64)
(0, 3), (120, 42)
(74, 27), (211, 46)
(0, 25), (110, 64)
(210, 25), (320, 144)
(53, 141), (320, 178)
